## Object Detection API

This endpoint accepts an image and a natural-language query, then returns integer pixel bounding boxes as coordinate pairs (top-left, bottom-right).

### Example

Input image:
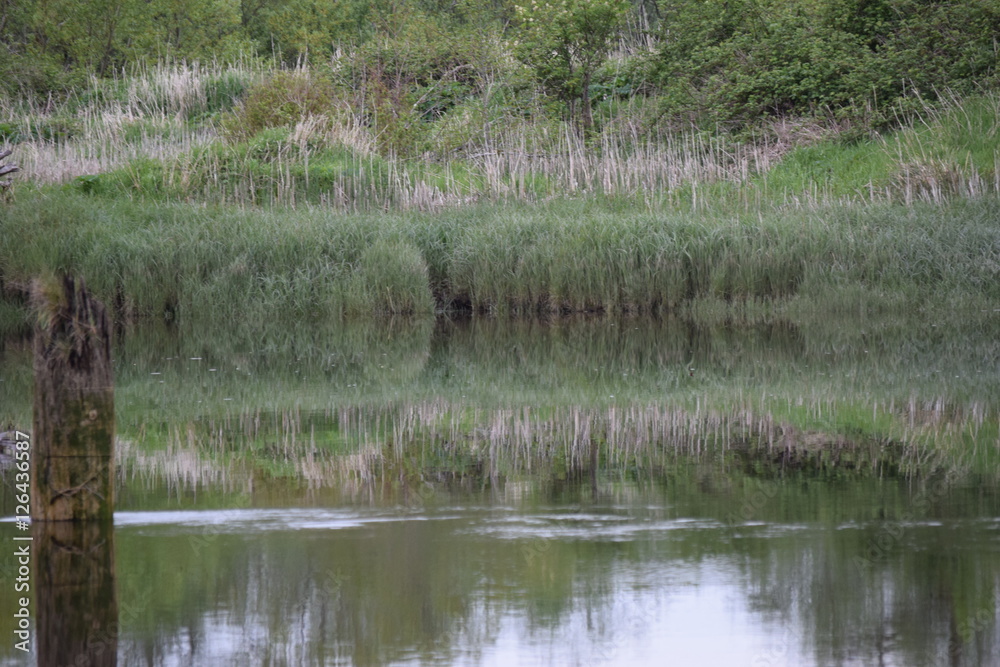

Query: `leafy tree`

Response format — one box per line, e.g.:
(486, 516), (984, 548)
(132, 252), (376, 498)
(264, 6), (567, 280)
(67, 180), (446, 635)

(149, 0), (244, 62)
(513, 0), (629, 135)
(259, 0), (370, 63)
(29, 0), (148, 75)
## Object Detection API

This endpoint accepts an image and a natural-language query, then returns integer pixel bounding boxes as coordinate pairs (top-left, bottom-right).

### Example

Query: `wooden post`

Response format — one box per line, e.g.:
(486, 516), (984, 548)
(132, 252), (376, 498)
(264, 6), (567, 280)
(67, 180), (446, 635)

(31, 275), (115, 522)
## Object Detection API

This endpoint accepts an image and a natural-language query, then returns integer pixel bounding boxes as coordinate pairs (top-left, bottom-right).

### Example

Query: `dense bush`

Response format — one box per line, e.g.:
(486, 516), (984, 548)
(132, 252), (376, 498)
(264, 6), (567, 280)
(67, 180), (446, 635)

(335, 6), (507, 155)
(649, 0), (1000, 132)
(3, 0), (1000, 166)
(221, 72), (337, 143)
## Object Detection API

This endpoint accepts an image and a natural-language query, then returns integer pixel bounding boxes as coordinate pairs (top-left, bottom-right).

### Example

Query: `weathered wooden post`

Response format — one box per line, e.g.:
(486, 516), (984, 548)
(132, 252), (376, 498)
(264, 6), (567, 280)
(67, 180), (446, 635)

(31, 275), (118, 666)
(31, 274), (115, 521)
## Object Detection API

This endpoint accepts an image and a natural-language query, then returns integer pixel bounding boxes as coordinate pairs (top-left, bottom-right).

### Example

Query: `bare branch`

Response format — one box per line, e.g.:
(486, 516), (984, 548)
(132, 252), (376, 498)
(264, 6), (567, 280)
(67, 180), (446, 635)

(0, 147), (18, 189)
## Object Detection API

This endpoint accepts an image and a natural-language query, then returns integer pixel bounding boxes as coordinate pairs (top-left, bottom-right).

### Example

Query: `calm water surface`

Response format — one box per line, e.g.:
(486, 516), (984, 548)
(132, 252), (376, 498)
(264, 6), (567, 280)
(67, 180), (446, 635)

(1, 314), (999, 666)
(104, 479), (1000, 667)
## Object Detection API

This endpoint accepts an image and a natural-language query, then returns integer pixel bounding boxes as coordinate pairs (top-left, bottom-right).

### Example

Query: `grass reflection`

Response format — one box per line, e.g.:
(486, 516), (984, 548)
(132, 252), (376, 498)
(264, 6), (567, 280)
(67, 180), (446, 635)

(2, 309), (999, 516)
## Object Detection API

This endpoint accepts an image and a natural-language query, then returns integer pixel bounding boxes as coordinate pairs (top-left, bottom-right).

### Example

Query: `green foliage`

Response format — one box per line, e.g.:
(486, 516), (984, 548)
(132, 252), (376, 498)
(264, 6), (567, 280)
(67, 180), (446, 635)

(203, 73), (250, 116)
(0, 0), (239, 100)
(758, 140), (897, 199)
(0, 118), (81, 145)
(73, 174), (103, 194)
(0, 49), (88, 102)
(338, 5), (493, 155)
(513, 0), (630, 134)
(29, 0), (151, 75)
(3, 0), (1000, 147)
(880, 0), (1000, 101)
(348, 239), (434, 315)
(650, 0), (1000, 132)
(73, 127), (392, 208)
(4, 192), (1000, 324)
(259, 0), (371, 64)
(651, 0), (873, 129)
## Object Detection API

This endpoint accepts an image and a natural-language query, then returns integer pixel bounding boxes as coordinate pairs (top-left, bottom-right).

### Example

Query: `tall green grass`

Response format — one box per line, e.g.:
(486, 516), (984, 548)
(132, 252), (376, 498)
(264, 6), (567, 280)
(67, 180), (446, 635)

(1, 192), (999, 329)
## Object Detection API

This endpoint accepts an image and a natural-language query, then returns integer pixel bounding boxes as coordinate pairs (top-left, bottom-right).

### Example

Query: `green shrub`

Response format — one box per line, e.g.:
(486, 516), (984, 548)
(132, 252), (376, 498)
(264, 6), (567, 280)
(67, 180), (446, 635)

(221, 72), (337, 143)
(339, 8), (495, 155)
(0, 123), (22, 144)
(649, 0), (1000, 132)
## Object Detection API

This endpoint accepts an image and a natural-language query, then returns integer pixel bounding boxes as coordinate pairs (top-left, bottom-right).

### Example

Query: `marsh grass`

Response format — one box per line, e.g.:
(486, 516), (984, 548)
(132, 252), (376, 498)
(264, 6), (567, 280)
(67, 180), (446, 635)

(885, 93), (1000, 204)
(1, 192), (998, 325)
(1, 61), (266, 186)
(2, 64), (998, 327)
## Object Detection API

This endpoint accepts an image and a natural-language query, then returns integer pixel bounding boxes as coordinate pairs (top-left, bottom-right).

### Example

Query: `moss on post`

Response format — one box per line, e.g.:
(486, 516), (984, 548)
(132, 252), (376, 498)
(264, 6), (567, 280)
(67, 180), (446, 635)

(31, 275), (115, 522)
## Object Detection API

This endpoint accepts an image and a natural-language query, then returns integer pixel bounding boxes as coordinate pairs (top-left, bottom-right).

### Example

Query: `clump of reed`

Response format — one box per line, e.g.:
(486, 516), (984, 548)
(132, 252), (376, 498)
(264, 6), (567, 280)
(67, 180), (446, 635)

(2, 192), (999, 325)
(1, 61), (264, 187)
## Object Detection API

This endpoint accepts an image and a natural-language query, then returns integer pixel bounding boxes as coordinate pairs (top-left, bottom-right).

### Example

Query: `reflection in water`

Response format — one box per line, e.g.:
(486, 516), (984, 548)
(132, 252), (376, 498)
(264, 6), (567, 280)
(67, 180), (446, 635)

(1, 313), (999, 665)
(33, 520), (118, 666)
(105, 481), (1000, 666)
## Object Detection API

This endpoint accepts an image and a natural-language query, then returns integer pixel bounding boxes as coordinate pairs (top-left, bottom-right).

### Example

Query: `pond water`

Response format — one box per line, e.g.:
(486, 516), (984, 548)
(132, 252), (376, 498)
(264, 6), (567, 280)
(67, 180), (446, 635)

(114, 480), (1000, 666)
(1, 312), (999, 665)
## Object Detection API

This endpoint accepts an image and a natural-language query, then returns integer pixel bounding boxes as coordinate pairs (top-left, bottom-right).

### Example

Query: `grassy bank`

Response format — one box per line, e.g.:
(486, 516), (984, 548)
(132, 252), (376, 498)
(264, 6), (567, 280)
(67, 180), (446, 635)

(3, 66), (999, 211)
(2, 63), (998, 332)
(1, 191), (999, 332)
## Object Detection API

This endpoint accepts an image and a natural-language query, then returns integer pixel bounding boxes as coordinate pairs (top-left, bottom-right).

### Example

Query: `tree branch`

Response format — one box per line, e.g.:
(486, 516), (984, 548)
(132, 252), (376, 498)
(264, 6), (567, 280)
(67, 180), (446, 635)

(0, 147), (18, 189)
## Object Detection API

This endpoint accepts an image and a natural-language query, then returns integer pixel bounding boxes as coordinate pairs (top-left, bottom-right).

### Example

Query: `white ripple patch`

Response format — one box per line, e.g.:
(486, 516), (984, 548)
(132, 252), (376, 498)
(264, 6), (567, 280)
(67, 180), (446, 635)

(462, 513), (724, 541)
(113, 508), (448, 535)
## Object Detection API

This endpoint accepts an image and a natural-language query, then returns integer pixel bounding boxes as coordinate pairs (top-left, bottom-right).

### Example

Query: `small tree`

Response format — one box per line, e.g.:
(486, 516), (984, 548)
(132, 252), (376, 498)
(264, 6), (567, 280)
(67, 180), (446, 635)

(513, 0), (628, 136)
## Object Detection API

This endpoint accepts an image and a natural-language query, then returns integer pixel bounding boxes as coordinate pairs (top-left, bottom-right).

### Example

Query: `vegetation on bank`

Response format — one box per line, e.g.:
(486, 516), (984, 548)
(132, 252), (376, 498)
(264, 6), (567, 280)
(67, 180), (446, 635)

(0, 192), (998, 333)
(1, 0), (999, 331)
(1, 0), (999, 200)
(3, 0), (999, 136)
(2, 1), (998, 506)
